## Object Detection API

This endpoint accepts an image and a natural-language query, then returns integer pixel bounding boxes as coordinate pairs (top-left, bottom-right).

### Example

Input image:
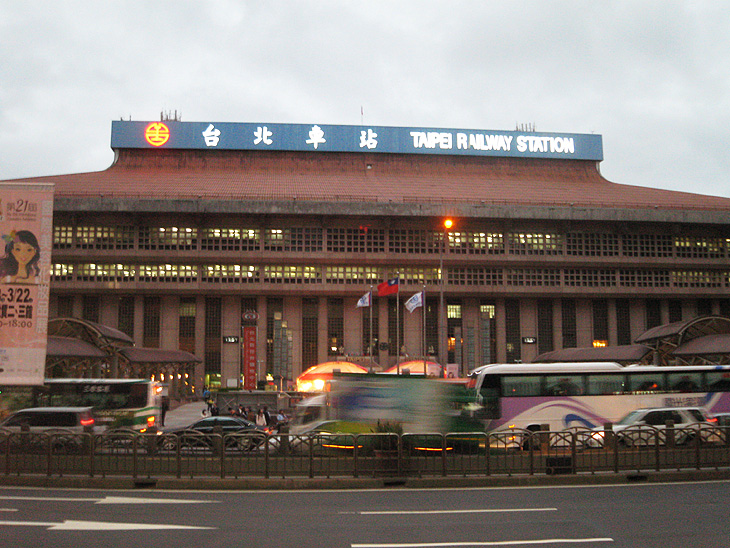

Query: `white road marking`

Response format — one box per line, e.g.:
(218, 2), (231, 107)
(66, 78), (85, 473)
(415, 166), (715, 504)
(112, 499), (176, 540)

(352, 539), (613, 547)
(0, 519), (216, 531)
(0, 495), (217, 504)
(346, 508), (557, 515)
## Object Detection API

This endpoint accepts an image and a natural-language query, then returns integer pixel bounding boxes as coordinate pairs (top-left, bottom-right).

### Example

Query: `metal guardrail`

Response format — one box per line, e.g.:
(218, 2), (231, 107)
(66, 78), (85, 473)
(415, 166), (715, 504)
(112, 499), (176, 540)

(1, 426), (729, 480)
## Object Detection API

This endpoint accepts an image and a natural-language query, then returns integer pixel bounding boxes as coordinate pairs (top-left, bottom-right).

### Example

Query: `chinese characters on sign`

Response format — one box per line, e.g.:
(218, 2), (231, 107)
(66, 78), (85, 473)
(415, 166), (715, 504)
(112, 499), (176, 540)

(0, 183), (54, 385)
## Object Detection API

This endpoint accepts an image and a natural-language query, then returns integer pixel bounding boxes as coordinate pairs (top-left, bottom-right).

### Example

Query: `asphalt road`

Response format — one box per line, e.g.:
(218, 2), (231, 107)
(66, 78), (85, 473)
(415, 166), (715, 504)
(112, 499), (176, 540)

(1, 480), (728, 547)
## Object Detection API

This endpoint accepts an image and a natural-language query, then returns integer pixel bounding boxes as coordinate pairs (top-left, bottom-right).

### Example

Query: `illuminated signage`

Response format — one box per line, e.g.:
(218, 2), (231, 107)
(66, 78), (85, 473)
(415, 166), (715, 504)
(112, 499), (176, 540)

(112, 121), (603, 161)
(144, 123), (170, 147)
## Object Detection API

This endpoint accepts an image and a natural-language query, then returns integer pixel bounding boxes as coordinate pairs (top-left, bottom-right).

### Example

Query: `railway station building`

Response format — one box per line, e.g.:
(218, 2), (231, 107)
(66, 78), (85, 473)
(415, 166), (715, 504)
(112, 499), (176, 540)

(4, 120), (730, 391)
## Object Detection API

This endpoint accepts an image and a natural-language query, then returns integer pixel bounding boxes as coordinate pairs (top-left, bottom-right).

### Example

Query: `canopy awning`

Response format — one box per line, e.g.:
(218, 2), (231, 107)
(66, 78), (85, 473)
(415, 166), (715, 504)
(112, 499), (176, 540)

(672, 334), (730, 356)
(119, 347), (201, 364)
(46, 336), (108, 359)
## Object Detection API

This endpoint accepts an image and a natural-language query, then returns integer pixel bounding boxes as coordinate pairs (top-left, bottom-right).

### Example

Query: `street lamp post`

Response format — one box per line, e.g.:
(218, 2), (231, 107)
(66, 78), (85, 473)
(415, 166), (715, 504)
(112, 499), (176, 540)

(438, 218), (453, 374)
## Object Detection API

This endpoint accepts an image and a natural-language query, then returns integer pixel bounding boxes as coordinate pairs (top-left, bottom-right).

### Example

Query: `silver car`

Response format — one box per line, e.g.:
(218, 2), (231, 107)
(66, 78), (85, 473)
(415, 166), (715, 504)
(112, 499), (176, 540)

(589, 407), (719, 447)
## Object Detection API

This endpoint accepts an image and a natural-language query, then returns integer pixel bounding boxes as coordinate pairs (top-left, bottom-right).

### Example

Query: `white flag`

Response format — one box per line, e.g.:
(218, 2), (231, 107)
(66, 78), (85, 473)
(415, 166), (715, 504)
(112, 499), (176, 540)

(356, 292), (371, 308)
(404, 291), (424, 313)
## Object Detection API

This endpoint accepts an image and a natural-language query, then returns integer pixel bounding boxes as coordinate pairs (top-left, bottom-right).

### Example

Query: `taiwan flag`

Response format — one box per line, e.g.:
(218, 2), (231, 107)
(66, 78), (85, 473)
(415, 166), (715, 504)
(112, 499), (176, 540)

(377, 278), (399, 296)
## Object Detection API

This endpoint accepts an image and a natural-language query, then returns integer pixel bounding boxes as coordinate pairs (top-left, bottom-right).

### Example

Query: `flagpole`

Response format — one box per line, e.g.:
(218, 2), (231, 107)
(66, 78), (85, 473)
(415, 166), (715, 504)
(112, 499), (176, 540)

(396, 272), (401, 375)
(422, 286), (427, 375)
(369, 286), (373, 372)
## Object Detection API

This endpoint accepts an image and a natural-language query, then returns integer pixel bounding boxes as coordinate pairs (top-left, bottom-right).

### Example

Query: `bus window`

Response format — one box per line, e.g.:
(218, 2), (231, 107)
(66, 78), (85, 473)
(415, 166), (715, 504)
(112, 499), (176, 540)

(502, 375), (541, 397)
(668, 372), (702, 392)
(586, 374), (625, 395)
(545, 375), (583, 396)
(629, 373), (665, 393)
(706, 371), (730, 391)
(478, 374), (500, 419)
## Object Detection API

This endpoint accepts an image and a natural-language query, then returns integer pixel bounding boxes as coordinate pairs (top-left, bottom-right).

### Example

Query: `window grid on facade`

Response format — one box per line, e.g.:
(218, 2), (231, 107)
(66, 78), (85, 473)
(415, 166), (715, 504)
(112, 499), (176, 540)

(179, 297), (196, 354)
(697, 299), (713, 317)
(566, 233), (619, 256)
(564, 269), (616, 287)
(450, 267), (503, 286)
(592, 299), (609, 342)
(671, 270), (723, 288)
(138, 264), (198, 283)
(480, 303), (497, 364)
(389, 229), (435, 254)
(505, 299), (521, 363)
(302, 298), (319, 369)
(143, 296), (161, 348)
(621, 234), (672, 257)
(53, 226), (74, 249)
(264, 266), (321, 284)
(51, 263), (74, 282)
(325, 266), (380, 284)
(266, 298), (284, 371)
(674, 237), (725, 259)
(56, 296), (74, 318)
(668, 299), (683, 323)
(202, 264), (258, 283)
(446, 301), (462, 363)
(399, 267), (434, 286)
(82, 296), (100, 323)
(117, 296), (135, 339)
(76, 225), (135, 249)
(616, 299), (632, 346)
(204, 297), (222, 374)
(200, 228), (243, 251)
(646, 299), (662, 330)
(76, 263), (135, 282)
(139, 227), (197, 250)
(448, 232), (504, 255)
(619, 269), (670, 287)
(537, 300), (554, 355)
(507, 232), (563, 255)
(506, 269), (561, 286)
(562, 299), (577, 348)
(326, 227), (386, 253)
(327, 298), (344, 357)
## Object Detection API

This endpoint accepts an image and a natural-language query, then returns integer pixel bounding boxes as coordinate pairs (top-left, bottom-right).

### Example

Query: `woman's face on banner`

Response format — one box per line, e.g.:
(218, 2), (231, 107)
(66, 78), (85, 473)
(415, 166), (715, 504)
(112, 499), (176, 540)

(12, 241), (37, 267)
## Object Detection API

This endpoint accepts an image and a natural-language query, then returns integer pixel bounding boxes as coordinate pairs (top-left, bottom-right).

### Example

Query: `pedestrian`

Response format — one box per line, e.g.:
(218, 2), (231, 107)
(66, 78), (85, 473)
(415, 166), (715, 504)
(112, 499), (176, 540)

(256, 408), (267, 427)
(160, 395), (170, 427)
(263, 405), (272, 426)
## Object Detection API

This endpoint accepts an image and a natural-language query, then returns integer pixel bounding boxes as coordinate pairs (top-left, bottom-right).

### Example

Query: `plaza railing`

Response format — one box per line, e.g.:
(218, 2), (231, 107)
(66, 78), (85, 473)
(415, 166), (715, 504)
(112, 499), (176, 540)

(1, 425), (729, 480)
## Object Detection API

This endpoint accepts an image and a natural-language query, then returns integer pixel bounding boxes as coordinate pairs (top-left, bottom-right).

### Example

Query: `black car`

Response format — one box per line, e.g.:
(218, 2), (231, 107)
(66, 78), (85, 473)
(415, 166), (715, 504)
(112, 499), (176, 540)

(159, 416), (270, 452)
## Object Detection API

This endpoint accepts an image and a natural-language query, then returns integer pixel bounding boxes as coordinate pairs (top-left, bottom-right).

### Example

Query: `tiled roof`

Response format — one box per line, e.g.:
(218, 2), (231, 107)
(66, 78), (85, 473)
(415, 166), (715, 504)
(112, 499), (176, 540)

(6, 149), (730, 211)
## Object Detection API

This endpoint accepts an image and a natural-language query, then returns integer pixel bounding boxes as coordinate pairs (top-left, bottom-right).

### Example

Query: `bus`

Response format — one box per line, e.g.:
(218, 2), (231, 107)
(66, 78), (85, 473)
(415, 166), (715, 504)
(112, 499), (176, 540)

(34, 379), (162, 431)
(467, 362), (730, 439)
(289, 374), (482, 451)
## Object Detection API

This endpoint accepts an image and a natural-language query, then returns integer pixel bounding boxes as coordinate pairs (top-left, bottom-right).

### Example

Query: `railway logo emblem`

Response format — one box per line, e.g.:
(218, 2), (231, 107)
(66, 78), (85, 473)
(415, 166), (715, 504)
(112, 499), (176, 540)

(144, 122), (170, 147)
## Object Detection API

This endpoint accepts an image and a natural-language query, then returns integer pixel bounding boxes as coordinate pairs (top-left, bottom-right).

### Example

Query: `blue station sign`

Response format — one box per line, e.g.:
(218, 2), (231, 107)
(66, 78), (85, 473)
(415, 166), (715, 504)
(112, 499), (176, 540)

(111, 120), (603, 161)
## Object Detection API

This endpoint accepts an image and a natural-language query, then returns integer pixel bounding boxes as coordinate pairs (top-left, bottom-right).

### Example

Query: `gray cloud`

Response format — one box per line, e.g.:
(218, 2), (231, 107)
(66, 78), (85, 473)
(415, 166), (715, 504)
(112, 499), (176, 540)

(1, 1), (728, 197)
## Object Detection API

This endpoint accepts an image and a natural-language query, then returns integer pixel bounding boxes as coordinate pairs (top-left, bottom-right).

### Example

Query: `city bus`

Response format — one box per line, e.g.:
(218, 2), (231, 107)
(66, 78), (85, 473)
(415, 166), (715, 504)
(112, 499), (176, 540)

(466, 362), (730, 439)
(34, 379), (162, 431)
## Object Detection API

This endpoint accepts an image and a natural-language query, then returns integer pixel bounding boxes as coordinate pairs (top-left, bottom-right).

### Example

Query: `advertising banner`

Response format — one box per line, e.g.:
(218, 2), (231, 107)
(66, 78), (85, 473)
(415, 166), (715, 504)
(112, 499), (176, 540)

(242, 326), (257, 389)
(0, 183), (54, 385)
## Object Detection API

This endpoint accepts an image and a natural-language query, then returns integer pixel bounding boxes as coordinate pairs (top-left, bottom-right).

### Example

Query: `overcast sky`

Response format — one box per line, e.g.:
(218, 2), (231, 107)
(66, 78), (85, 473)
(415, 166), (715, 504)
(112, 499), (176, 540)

(1, 1), (729, 198)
